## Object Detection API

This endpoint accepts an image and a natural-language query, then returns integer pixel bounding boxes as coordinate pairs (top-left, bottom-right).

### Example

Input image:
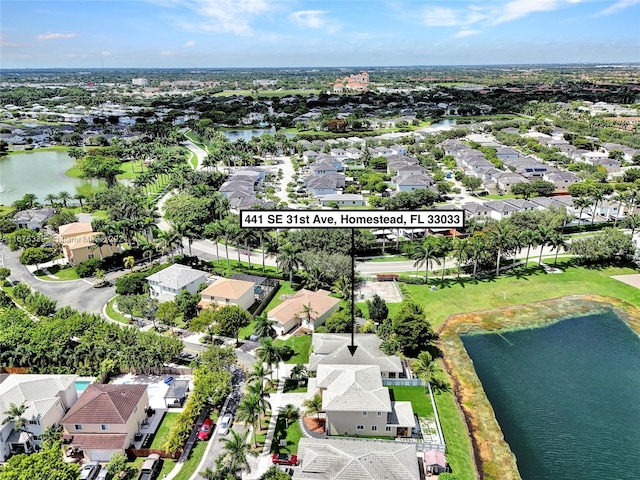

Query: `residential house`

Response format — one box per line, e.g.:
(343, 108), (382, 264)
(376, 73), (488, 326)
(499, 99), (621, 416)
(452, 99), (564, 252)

(268, 289), (340, 335)
(56, 222), (115, 265)
(485, 200), (520, 220)
(308, 333), (403, 378)
(504, 198), (537, 212)
(542, 170), (580, 190)
(344, 147), (363, 160)
(318, 194), (365, 207)
(308, 364), (415, 437)
(12, 208), (55, 230)
(310, 161), (339, 176)
(302, 151), (320, 163)
(494, 172), (529, 192)
(306, 175), (345, 197)
(461, 202), (491, 219)
(61, 384), (149, 462)
(0, 374), (78, 460)
(198, 277), (255, 311)
(294, 438), (420, 480)
(147, 264), (207, 303)
(495, 146), (521, 159)
(394, 174), (433, 192)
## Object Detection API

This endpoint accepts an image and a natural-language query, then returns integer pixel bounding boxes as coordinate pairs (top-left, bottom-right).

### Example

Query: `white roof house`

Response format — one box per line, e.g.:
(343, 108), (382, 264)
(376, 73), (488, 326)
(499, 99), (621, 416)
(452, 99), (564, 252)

(308, 333), (403, 378)
(147, 264), (207, 302)
(294, 438), (420, 480)
(0, 374), (78, 461)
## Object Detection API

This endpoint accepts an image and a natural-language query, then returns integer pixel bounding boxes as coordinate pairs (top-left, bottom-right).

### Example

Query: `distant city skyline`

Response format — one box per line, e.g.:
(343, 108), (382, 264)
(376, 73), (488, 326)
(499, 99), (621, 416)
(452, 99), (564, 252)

(1, 0), (639, 69)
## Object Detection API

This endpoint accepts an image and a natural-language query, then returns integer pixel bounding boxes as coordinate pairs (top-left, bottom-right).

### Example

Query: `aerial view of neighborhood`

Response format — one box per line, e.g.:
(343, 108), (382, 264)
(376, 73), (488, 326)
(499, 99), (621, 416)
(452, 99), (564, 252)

(0, 1), (639, 479)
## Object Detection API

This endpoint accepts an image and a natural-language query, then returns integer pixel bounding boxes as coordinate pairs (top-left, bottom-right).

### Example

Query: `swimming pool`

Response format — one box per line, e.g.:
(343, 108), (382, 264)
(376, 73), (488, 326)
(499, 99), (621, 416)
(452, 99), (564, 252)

(75, 380), (91, 395)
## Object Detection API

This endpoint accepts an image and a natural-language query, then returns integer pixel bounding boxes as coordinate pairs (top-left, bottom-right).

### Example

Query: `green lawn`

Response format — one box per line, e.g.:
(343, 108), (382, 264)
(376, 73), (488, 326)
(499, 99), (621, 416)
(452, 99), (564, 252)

(188, 151), (198, 169)
(34, 265), (80, 281)
(434, 388), (476, 480)
(64, 165), (84, 178)
(170, 438), (207, 480)
(390, 386), (434, 418)
(396, 261), (640, 329)
(274, 334), (312, 364)
(116, 160), (145, 180)
(264, 282), (297, 311)
(363, 255), (410, 262)
(150, 412), (179, 449)
(105, 296), (132, 324)
(270, 414), (304, 454)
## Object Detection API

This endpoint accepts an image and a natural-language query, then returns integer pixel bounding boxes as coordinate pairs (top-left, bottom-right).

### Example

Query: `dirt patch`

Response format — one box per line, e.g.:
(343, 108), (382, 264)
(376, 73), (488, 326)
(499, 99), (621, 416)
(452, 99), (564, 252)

(355, 280), (403, 304)
(303, 417), (325, 434)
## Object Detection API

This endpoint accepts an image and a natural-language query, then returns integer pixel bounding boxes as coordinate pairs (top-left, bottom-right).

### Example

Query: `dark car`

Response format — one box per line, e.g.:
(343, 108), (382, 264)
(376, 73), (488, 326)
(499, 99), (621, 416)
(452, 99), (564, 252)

(272, 453), (298, 466)
(79, 461), (101, 480)
(197, 417), (213, 440)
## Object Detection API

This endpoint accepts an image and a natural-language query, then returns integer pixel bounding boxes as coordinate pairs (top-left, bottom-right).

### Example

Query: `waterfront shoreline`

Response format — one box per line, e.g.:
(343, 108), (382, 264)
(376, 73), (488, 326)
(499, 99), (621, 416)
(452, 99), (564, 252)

(437, 294), (640, 480)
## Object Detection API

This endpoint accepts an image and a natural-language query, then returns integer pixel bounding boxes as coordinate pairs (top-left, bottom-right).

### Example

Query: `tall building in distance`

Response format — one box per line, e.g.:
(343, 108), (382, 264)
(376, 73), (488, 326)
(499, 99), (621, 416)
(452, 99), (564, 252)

(131, 77), (149, 86)
(333, 71), (369, 93)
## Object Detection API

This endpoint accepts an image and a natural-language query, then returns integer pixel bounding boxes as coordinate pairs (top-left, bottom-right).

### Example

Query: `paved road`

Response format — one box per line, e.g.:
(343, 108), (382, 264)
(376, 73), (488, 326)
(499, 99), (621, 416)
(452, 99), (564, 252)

(0, 244), (116, 315)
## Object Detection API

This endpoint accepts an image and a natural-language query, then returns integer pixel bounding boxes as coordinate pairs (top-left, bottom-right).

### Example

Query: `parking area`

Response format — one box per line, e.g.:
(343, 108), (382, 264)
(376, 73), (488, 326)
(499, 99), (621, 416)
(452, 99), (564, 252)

(355, 280), (403, 304)
(111, 373), (193, 410)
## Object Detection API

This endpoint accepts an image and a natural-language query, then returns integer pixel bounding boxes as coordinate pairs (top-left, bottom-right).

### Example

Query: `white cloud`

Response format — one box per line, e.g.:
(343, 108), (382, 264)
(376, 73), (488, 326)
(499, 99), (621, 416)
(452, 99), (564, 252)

(160, 50), (174, 56)
(290, 10), (329, 29)
(453, 29), (483, 38)
(595, 0), (640, 16)
(0, 35), (19, 47)
(36, 33), (78, 40)
(157, 0), (274, 35)
(423, 7), (464, 26)
(492, 0), (561, 25)
(64, 53), (92, 58)
(183, 40), (196, 47)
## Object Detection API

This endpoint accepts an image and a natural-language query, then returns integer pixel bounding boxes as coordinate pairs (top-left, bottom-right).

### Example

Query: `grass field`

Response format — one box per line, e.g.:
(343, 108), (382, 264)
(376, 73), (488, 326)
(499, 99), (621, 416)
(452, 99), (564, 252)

(434, 388), (476, 480)
(105, 296), (132, 324)
(389, 386), (434, 418)
(34, 265), (80, 281)
(270, 414), (304, 454)
(150, 412), (180, 449)
(274, 334), (312, 364)
(397, 260), (640, 329)
(170, 439), (206, 480)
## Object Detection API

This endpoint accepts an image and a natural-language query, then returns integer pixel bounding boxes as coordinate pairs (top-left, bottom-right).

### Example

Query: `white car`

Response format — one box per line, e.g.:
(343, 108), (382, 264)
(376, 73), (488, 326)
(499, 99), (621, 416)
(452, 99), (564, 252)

(218, 413), (233, 436)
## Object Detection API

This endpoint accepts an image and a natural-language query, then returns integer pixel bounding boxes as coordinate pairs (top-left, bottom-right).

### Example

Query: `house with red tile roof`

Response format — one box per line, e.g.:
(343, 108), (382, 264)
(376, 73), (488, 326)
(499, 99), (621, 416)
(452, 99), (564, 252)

(61, 384), (149, 462)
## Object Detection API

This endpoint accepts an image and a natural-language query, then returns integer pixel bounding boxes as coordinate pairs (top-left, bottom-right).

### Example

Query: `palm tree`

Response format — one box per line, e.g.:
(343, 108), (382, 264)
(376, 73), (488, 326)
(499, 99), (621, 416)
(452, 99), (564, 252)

(521, 228), (538, 270)
(280, 404), (299, 428)
(490, 223), (512, 277)
(220, 429), (257, 473)
(589, 189), (606, 225)
(74, 193), (86, 208)
(549, 232), (566, 265)
(123, 255), (135, 271)
(1, 402), (33, 450)
(248, 362), (271, 384)
(299, 302), (317, 330)
(256, 337), (283, 379)
(276, 243), (302, 285)
(44, 193), (58, 207)
(536, 225), (554, 266)
(236, 394), (263, 447)
(58, 191), (71, 208)
(253, 313), (276, 339)
(92, 234), (107, 260)
(246, 382), (271, 416)
(290, 363), (307, 384)
(467, 234), (485, 280)
(41, 424), (64, 449)
(436, 236), (453, 281)
(157, 229), (181, 262)
(411, 351), (448, 393)
(574, 196), (592, 226)
(625, 213), (640, 235)
(23, 193), (37, 208)
(331, 274), (351, 300)
(453, 238), (470, 280)
(302, 393), (322, 419)
(411, 237), (440, 283)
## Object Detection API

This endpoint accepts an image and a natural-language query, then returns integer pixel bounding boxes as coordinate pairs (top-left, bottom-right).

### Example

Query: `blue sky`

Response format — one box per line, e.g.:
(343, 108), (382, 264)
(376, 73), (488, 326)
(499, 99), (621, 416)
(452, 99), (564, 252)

(1, 0), (639, 68)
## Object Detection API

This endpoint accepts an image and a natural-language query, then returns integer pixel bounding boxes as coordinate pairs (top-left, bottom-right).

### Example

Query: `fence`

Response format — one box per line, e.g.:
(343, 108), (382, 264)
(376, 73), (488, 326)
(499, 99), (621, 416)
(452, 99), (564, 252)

(127, 448), (179, 460)
(251, 279), (281, 319)
(383, 378), (423, 387)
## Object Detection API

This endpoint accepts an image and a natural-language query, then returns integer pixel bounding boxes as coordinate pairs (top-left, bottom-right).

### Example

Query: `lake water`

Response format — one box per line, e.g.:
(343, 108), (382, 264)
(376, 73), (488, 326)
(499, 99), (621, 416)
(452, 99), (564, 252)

(462, 311), (640, 480)
(0, 150), (98, 205)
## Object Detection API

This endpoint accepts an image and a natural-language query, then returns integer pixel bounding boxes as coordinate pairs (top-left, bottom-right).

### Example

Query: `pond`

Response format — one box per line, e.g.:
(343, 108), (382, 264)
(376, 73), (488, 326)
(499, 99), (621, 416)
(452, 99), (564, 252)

(0, 150), (98, 205)
(462, 311), (640, 480)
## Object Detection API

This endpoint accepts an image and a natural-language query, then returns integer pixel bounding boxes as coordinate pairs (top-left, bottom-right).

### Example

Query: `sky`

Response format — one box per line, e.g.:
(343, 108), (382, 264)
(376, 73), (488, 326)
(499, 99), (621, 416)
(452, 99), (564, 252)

(1, 0), (639, 68)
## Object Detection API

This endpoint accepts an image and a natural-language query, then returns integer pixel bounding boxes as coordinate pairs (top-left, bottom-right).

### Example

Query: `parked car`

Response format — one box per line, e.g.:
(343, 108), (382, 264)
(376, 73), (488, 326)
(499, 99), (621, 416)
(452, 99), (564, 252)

(163, 376), (174, 385)
(197, 417), (213, 440)
(96, 469), (114, 480)
(79, 461), (101, 480)
(218, 413), (233, 436)
(136, 453), (162, 480)
(272, 453), (299, 466)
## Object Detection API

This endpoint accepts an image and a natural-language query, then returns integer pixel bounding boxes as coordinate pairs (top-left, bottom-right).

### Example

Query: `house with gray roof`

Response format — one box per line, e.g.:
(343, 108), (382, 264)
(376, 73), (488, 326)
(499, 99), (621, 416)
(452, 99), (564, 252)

(394, 174), (433, 191)
(504, 198), (537, 212)
(543, 170), (580, 190)
(294, 438), (420, 480)
(461, 202), (492, 219)
(0, 374), (78, 460)
(318, 194), (365, 207)
(485, 200), (520, 220)
(308, 333), (403, 378)
(13, 208), (56, 230)
(308, 364), (415, 438)
(147, 264), (207, 302)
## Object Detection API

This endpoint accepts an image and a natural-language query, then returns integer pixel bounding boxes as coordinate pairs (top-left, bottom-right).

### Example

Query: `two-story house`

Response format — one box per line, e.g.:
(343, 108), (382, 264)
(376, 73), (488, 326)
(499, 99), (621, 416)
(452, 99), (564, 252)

(0, 374), (78, 461)
(61, 384), (149, 462)
(147, 264), (207, 303)
(198, 277), (255, 311)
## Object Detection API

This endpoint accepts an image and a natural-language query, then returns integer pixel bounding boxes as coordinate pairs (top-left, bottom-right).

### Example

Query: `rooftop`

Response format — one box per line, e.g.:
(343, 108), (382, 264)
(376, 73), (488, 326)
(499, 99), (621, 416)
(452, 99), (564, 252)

(146, 264), (206, 290)
(61, 384), (147, 425)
